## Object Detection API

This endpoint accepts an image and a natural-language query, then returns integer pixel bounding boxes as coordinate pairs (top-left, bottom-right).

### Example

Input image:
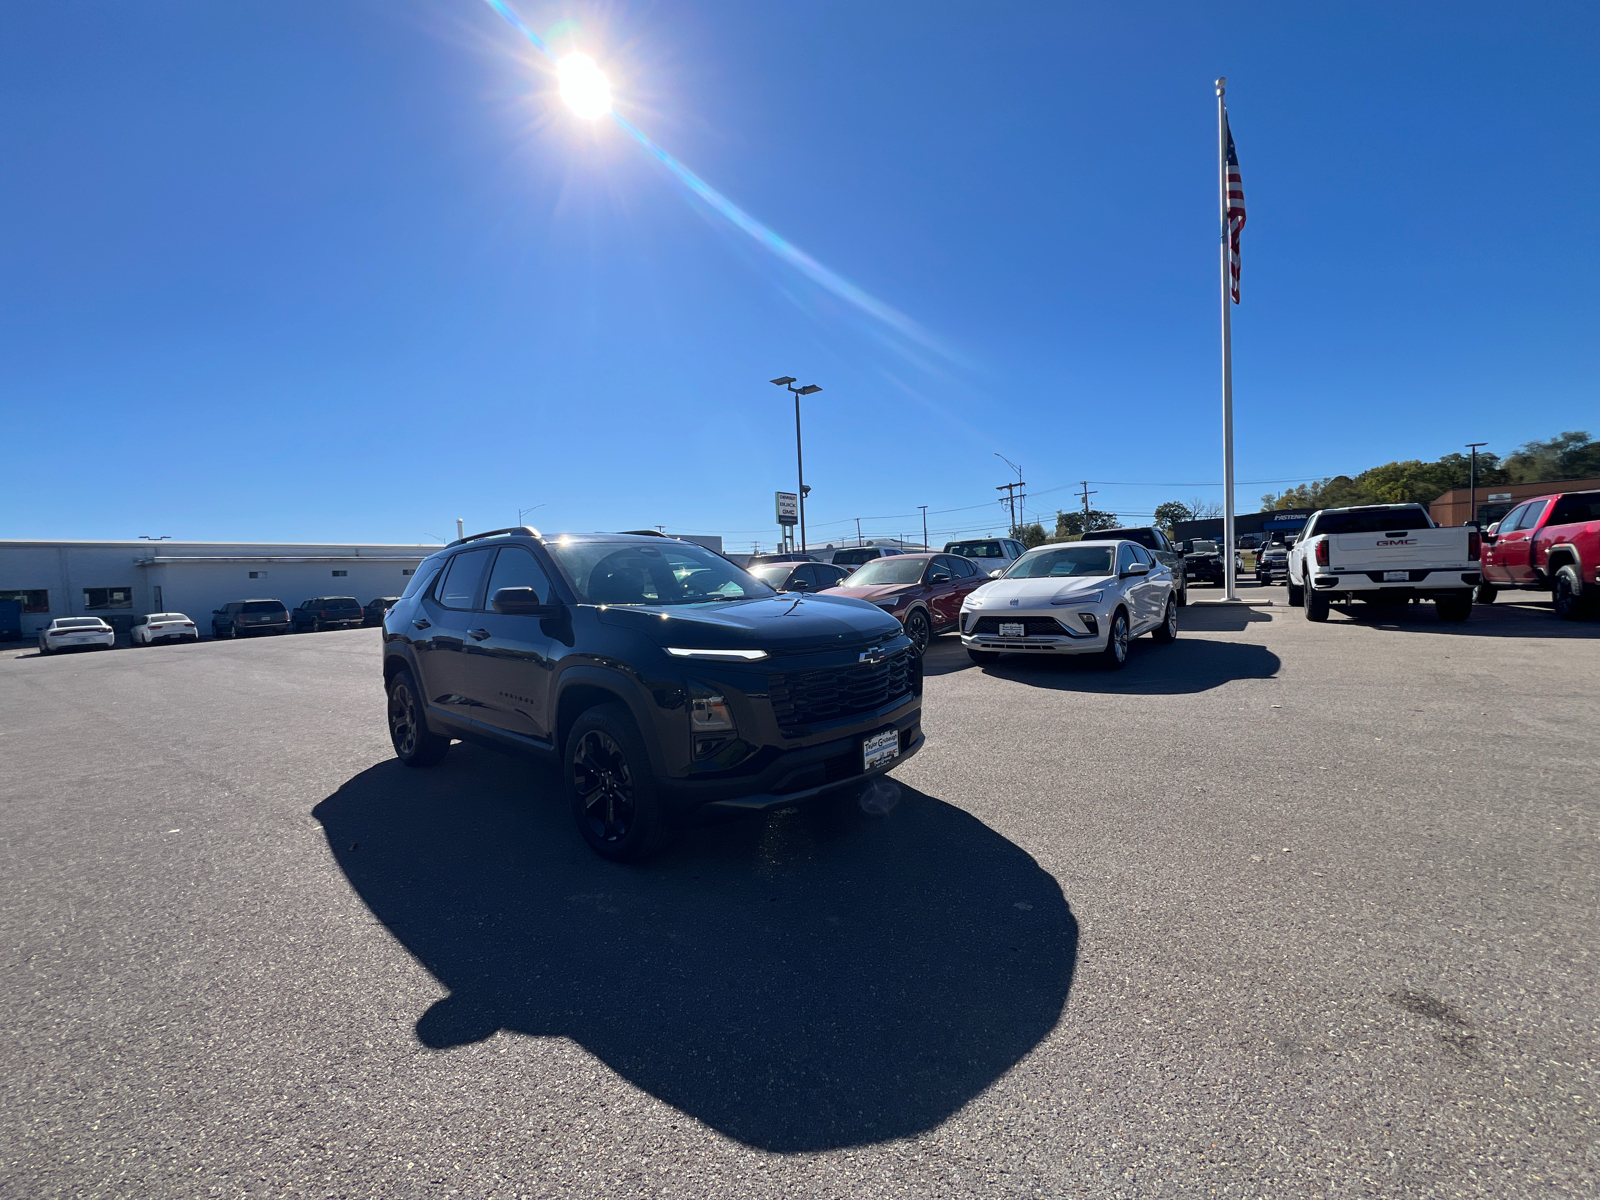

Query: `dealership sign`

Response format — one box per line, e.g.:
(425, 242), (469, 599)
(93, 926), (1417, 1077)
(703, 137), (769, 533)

(775, 491), (799, 526)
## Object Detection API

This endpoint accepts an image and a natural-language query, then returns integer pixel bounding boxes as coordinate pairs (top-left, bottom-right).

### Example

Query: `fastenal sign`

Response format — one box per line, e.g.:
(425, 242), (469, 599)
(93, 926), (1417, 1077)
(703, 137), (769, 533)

(775, 491), (799, 526)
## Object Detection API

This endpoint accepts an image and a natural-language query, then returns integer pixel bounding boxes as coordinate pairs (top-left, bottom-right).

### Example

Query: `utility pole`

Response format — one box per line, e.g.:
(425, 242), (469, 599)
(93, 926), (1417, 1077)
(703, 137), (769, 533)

(1466, 442), (1488, 528)
(1078, 481), (1098, 528)
(994, 453), (1024, 536)
(918, 505), (929, 550)
(855, 518), (863, 547)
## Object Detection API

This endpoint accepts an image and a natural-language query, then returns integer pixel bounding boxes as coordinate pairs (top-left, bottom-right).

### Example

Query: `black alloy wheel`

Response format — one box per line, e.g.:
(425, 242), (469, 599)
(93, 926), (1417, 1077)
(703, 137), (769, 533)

(1551, 566), (1592, 621)
(1098, 608), (1130, 670)
(565, 702), (666, 861)
(388, 668), (451, 767)
(904, 608), (932, 656)
(1151, 598), (1178, 644)
(1473, 582), (1498, 605)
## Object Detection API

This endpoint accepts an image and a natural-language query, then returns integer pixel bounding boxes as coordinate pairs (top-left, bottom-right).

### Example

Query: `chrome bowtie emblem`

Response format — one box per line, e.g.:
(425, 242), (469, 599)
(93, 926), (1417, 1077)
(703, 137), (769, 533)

(859, 645), (889, 664)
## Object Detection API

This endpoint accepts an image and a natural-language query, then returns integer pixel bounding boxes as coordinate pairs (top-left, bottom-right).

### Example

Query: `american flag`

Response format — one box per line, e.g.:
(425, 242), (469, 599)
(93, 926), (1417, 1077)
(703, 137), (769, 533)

(1224, 116), (1246, 303)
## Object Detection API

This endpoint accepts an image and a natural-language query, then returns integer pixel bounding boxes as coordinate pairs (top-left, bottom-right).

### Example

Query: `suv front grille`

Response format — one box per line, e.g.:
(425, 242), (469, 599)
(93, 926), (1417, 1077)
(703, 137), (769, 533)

(768, 651), (914, 731)
(969, 616), (1067, 636)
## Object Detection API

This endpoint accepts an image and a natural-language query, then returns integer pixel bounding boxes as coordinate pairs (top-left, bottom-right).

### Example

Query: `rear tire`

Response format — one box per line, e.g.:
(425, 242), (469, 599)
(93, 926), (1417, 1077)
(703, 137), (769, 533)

(1435, 593), (1473, 623)
(1151, 598), (1178, 643)
(1098, 608), (1130, 670)
(566, 702), (667, 862)
(1473, 582), (1498, 605)
(388, 667), (451, 767)
(1176, 583), (1188, 608)
(1304, 588), (1330, 622)
(1552, 565), (1593, 621)
(966, 648), (1001, 665)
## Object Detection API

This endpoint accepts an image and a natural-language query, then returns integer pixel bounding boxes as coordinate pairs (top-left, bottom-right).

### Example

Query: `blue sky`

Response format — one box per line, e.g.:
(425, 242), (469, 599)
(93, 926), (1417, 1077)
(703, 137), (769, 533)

(2, 1), (1595, 549)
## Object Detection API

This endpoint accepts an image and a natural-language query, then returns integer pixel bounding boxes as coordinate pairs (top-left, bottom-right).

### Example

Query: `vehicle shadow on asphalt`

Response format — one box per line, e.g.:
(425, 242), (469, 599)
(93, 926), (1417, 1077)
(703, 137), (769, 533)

(312, 752), (1077, 1152)
(973, 637), (1280, 694)
(1301, 600), (1600, 638)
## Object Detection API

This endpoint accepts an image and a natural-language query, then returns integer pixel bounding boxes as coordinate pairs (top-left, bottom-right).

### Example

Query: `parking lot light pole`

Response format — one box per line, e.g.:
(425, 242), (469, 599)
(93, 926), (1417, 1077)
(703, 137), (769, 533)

(770, 377), (822, 552)
(1466, 442), (1487, 528)
(919, 505), (929, 550)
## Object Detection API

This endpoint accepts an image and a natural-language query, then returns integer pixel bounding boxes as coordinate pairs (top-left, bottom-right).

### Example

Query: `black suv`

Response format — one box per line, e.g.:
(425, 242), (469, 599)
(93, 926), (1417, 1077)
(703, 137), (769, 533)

(291, 596), (365, 632)
(212, 599), (290, 638)
(382, 528), (923, 861)
(1080, 527), (1189, 606)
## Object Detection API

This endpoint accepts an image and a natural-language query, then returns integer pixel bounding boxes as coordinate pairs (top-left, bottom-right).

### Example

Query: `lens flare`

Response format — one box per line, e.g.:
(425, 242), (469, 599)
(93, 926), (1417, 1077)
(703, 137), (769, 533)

(557, 53), (610, 119)
(480, 0), (949, 361)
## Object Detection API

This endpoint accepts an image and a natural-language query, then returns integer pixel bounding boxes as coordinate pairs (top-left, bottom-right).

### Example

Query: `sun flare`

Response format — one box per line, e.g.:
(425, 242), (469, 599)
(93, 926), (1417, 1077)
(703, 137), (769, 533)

(557, 53), (611, 119)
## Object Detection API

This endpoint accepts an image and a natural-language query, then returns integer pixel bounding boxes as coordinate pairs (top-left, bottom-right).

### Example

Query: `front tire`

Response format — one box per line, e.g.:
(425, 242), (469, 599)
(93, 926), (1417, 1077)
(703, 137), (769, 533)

(1151, 598), (1178, 643)
(1286, 578), (1304, 607)
(904, 608), (931, 656)
(1473, 582), (1498, 605)
(1176, 582), (1188, 608)
(1551, 565), (1593, 621)
(1304, 588), (1330, 622)
(966, 648), (1001, 665)
(566, 702), (667, 862)
(1098, 608), (1130, 670)
(388, 668), (451, 767)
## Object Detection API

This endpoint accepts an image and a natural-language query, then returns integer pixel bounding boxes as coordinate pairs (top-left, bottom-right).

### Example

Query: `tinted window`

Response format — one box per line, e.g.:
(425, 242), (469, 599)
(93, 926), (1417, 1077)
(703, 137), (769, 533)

(949, 556), (977, 578)
(1314, 508), (1432, 535)
(815, 564), (849, 587)
(1549, 492), (1600, 525)
(944, 540), (1005, 559)
(1495, 503), (1531, 533)
(746, 563), (793, 586)
(402, 561), (443, 600)
(1083, 528), (1158, 550)
(436, 548), (495, 610)
(1116, 543), (1140, 573)
(832, 548), (882, 567)
(243, 601), (286, 614)
(56, 618), (105, 629)
(847, 557), (930, 586)
(486, 547), (553, 606)
(1130, 545), (1153, 566)
(545, 540), (773, 605)
(1006, 546), (1115, 578)
(1512, 500), (1550, 530)
(325, 598), (361, 611)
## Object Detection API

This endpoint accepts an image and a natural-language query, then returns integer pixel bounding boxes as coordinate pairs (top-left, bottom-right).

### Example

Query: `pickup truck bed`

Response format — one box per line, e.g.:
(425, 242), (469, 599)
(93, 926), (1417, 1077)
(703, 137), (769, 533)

(1287, 504), (1479, 622)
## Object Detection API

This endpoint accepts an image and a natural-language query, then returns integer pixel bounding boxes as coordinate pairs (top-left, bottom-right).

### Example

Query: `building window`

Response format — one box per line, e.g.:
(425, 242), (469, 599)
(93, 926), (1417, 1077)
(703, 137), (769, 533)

(331, 570), (348, 577)
(402, 568), (414, 577)
(83, 587), (133, 611)
(0, 589), (49, 614)
(249, 571), (267, 579)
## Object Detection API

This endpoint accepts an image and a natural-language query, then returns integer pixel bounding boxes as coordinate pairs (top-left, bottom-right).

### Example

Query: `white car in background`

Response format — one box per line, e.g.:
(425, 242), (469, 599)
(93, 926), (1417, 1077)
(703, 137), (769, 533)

(131, 612), (199, 646)
(943, 537), (1027, 578)
(959, 540), (1178, 669)
(38, 617), (115, 655)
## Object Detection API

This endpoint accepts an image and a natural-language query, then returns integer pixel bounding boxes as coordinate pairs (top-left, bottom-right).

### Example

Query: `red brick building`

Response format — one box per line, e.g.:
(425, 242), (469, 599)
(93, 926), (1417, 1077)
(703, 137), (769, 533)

(1428, 477), (1600, 528)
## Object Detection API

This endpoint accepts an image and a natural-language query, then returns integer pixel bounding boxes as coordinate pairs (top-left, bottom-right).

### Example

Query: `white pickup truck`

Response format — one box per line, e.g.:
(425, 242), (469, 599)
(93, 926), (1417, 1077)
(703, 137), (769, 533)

(1286, 503), (1480, 623)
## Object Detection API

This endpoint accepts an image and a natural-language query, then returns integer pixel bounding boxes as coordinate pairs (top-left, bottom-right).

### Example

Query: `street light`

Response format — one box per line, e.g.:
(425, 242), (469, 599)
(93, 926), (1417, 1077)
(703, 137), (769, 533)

(1465, 443), (1487, 529)
(770, 377), (822, 552)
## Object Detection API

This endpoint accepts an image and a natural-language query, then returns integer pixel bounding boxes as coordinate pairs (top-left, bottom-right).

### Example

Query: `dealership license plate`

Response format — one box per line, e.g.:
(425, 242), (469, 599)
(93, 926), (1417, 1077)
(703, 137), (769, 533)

(1383, 570), (1408, 581)
(998, 622), (1026, 637)
(863, 729), (900, 772)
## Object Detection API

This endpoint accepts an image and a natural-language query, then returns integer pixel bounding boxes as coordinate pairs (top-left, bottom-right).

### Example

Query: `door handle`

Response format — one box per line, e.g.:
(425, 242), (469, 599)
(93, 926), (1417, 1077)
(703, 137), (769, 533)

(469, 628), (491, 641)
(412, 618), (431, 630)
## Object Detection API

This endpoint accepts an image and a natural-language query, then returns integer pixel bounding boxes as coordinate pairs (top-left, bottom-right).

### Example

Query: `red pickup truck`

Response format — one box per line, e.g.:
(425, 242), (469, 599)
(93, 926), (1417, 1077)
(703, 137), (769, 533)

(1479, 489), (1600, 620)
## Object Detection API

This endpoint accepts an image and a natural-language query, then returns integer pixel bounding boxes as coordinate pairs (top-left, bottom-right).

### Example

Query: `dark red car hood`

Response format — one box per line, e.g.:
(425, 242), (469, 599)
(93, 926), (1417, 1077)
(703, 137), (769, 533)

(823, 583), (918, 604)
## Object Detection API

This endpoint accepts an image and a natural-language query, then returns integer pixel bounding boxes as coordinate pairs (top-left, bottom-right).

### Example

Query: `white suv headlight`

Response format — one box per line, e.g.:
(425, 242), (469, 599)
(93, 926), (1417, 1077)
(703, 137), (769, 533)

(1051, 590), (1103, 606)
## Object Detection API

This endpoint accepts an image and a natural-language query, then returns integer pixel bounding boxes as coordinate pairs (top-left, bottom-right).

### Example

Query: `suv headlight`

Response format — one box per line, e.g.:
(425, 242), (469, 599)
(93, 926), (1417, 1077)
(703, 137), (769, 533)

(689, 694), (734, 732)
(1051, 590), (1103, 606)
(666, 647), (768, 661)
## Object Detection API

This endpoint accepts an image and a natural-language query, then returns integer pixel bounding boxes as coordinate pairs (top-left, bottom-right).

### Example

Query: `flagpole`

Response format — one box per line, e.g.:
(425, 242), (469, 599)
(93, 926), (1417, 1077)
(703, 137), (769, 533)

(1216, 77), (1238, 601)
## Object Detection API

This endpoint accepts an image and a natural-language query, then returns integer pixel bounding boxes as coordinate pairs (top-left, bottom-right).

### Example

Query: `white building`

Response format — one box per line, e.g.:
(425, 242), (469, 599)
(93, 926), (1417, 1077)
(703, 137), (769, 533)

(0, 540), (439, 640)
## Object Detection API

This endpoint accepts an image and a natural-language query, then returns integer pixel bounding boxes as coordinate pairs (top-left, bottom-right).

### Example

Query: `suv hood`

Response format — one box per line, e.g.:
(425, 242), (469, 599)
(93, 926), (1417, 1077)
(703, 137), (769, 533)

(595, 593), (902, 651)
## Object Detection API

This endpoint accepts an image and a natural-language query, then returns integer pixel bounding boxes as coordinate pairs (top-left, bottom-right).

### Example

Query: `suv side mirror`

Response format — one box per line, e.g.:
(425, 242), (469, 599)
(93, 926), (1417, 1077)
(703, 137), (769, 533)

(1121, 562), (1151, 577)
(491, 587), (560, 617)
(789, 578), (810, 591)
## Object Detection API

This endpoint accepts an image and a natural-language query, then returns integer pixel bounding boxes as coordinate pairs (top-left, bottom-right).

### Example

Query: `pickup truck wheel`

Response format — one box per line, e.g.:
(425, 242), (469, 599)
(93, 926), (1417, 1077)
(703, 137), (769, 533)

(1097, 609), (1130, 670)
(566, 702), (667, 862)
(1304, 588), (1330, 622)
(1473, 583), (1497, 605)
(1551, 565), (1593, 621)
(388, 668), (451, 767)
(1151, 598), (1178, 643)
(1286, 580), (1304, 607)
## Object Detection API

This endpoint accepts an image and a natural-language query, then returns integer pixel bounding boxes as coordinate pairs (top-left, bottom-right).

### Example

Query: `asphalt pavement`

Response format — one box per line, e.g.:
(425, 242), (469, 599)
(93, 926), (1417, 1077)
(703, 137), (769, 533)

(2, 589), (1595, 1198)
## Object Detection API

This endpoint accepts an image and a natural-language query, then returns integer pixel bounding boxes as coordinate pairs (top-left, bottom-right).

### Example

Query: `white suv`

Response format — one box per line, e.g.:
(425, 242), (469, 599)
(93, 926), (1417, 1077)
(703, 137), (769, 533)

(943, 537), (1027, 578)
(959, 540), (1178, 669)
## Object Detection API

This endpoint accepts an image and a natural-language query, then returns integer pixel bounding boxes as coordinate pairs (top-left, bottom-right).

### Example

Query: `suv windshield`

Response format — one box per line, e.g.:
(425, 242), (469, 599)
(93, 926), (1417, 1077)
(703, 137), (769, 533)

(832, 548), (885, 566)
(945, 540), (1005, 559)
(1313, 508), (1432, 535)
(1187, 541), (1219, 554)
(846, 557), (928, 586)
(1006, 546), (1115, 578)
(547, 539), (774, 605)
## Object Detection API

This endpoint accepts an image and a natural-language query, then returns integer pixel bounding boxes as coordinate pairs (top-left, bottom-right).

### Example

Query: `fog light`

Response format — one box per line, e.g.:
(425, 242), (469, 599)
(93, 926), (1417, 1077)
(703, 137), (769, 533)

(1078, 613), (1098, 635)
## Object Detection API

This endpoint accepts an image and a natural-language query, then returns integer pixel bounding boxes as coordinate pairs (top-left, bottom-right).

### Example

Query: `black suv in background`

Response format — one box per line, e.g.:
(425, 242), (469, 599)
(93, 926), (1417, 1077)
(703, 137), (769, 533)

(382, 528), (923, 861)
(1080, 527), (1189, 606)
(291, 596), (365, 632)
(363, 597), (400, 626)
(212, 599), (290, 638)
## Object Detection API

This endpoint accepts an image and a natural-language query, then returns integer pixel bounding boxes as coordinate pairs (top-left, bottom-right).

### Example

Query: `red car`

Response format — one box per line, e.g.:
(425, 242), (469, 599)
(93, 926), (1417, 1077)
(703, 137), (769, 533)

(821, 552), (987, 653)
(1480, 489), (1600, 619)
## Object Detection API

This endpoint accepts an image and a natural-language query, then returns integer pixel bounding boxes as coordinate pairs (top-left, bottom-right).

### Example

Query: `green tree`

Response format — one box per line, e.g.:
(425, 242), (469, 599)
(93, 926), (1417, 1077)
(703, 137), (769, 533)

(1054, 509), (1119, 538)
(1017, 522), (1049, 548)
(1152, 501), (1192, 533)
(1503, 431), (1600, 483)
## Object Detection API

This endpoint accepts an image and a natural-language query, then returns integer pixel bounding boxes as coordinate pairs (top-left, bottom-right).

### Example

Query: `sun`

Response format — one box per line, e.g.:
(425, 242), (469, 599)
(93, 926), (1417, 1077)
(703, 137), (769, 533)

(557, 53), (611, 120)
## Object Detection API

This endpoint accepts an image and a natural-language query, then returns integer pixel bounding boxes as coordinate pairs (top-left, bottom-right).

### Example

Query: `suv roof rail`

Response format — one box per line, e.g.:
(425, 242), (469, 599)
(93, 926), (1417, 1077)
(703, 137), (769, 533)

(448, 525), (542, 548)
(618, 529), (674, 538)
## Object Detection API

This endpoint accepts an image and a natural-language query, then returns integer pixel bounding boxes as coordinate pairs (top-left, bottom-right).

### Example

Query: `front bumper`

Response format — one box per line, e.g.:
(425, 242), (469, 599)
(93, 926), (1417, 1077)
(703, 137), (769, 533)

(668, 700), (923, 815)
